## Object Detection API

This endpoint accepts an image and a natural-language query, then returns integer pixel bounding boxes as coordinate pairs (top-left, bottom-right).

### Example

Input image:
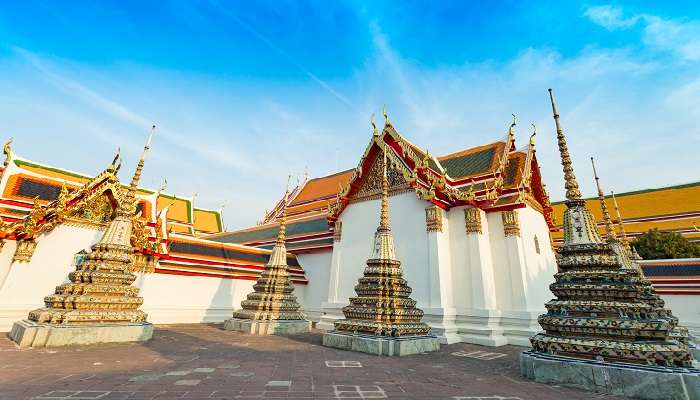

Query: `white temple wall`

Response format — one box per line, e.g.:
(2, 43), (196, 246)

(0, 223), (303, 331)
(136, 272), (253, 324)
(486, 212), (516, 310)
(295, 250), (332, 325)
(495, 206), (558, 346)
(662, 295), (700, 338)
(0, 224), (103, 332)
(516, 206), (558, 311)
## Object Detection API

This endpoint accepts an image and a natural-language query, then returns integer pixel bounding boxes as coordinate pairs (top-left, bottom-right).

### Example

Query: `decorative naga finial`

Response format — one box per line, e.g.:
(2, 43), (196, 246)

(3, 137), (12, 168)
(371, 112), (378, 137)
(380, 144), (390, 229)
(510, 113), (517, 134)
(591, 157), (616, 241)
(610, 190), (630, 247)
(383, 105), (390, 126)
(549, 89), (582, 201)
(530, 123), (537, 146)
(129, 125), (156, 191)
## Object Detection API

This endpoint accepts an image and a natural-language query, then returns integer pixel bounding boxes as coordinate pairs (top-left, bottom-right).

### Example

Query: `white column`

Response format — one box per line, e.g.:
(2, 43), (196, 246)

(0, 240), (18, 290)
(318, 220), (345, 330)
(423, 205), (459, 343)
(500, 209), (541, 346)
(458, 207), (506, 346)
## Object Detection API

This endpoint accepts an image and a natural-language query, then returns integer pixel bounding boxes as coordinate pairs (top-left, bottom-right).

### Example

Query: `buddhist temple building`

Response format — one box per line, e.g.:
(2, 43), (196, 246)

(0, 108), (697, 351)
(212, 113), (559, 346)
(0, 140), (308, 333)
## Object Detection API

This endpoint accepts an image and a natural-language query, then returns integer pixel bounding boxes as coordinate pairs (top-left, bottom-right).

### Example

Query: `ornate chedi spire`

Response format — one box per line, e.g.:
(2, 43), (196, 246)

(19, 129), (156, 337)
(332, 144), (430, 337)
(590, 157), (616, 241)
(610, 190), (630, 247)
(227, 176), (308, 330)
(526, 89), (694, 368)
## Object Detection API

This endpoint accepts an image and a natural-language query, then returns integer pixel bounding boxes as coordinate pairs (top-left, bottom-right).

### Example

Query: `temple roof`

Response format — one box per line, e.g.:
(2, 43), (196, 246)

(212, 118), (552, 251)
(0, 140), (307, 284)
(551, 180), (700, 246)
(1, 155), (223, 236)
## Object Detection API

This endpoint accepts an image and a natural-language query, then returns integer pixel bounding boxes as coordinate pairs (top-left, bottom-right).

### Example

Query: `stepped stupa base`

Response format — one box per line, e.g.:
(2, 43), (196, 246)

(520, 351), (700, 400)
(323, 331), (439, 356)
(8, 320), (153, 349)
(223, 318), (310, 335)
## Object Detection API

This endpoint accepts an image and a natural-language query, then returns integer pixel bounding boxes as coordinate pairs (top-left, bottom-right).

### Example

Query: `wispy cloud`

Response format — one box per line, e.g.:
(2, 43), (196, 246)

(584, 4), (700, 61)
(12, 47), (260, 173)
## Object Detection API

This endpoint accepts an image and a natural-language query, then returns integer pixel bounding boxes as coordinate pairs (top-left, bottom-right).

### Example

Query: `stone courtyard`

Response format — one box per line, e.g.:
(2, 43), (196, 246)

(0, 324), (625, 400)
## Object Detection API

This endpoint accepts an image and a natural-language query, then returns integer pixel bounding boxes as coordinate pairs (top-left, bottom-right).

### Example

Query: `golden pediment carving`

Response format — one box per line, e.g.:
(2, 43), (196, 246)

(349, 152), (409, 203)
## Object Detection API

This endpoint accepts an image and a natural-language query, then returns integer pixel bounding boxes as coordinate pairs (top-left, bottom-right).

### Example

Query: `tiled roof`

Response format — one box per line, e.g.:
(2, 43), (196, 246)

(438, 142), (503, 179)
(291, 170), (353, 205)
(551, 181), (700, 245)
(209, 215), (329, 245)
(2, 156), (224, 236)
(169, 239), (301, 267)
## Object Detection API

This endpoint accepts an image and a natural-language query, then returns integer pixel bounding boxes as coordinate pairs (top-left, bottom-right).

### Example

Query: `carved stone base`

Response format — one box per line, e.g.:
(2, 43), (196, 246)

(322, 331), (440, 356)
(223, 318), (310, 335)
(520, 351), (700, 400)
(8, 319), (153, 349)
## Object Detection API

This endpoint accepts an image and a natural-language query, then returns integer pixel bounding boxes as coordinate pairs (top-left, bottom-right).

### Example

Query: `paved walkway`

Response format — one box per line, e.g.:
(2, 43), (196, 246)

(0, 324), (625, 400)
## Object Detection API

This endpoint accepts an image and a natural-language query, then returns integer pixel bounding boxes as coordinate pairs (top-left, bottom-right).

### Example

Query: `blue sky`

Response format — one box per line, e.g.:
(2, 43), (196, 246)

(0, 1), (698, 228)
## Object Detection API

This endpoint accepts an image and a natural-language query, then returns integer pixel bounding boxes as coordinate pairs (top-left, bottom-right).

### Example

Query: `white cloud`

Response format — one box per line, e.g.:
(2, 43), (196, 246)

(642, 15), (700, 61)
(584, 5), (640, 30)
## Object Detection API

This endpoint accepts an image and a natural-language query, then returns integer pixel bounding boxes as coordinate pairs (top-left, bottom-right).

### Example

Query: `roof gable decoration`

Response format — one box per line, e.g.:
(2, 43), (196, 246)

(2, 128), (161, 264)
(327, 111), (550, 223)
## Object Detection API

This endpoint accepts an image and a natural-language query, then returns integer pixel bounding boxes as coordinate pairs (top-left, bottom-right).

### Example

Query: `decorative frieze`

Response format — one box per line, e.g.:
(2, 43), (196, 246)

(333, 220), (342, 242)
(464, 207), (482, 235)
(425, 205), (443, 233)
(501, 210), (520, 237)
(13, 239), (37, 262)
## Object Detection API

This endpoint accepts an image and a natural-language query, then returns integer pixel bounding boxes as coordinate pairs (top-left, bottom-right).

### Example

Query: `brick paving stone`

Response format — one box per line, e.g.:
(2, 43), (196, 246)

(0, 324), (631, 400)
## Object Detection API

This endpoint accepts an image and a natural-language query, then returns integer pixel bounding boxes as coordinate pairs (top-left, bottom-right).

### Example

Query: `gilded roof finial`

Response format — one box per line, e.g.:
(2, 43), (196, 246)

(370, 112), (378, 137)
(549, 89), (582, 201)
(610, 190), (630, 247)
(3, 137), (12, 168)
(510, 113), (517, 136)
(530, 123), (537, 147)
(129, 125), (156, 192)
(109, 147), (122, 173)
(383, 105), (390, 126)
(591, 157), (616, 241)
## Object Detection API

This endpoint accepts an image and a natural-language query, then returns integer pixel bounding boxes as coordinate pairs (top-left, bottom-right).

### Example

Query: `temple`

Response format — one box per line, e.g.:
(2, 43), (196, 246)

(0, 95), (697, 371)
(213, 111), (558, 345)
(0, 137), (308, 334)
